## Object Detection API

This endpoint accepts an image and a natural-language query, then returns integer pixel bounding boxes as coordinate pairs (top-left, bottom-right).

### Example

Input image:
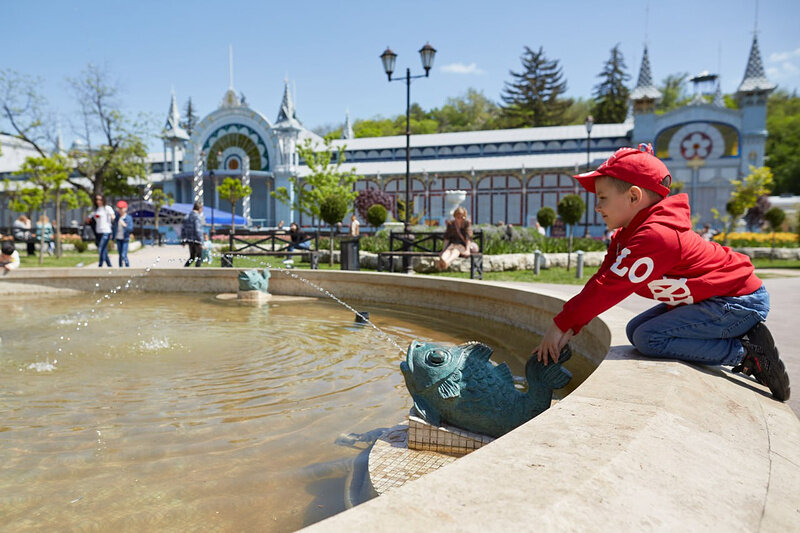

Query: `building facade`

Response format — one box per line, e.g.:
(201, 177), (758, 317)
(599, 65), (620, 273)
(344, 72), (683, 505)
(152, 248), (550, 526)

(1, 36), (772, 236)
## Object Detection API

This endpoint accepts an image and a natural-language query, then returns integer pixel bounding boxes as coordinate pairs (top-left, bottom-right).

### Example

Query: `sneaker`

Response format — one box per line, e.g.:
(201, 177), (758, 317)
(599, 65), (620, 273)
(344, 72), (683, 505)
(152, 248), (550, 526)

(732, 322), (791, 401)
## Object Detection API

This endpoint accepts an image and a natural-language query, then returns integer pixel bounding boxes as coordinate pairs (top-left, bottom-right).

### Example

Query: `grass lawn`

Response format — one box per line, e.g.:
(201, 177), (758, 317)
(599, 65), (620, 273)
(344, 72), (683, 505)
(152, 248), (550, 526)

(19, 252), (92, 268)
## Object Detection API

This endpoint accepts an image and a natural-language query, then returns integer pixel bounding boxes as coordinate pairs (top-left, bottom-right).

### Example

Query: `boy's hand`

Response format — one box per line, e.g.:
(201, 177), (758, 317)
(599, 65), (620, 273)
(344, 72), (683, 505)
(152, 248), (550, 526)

(533, 322), (574, 366)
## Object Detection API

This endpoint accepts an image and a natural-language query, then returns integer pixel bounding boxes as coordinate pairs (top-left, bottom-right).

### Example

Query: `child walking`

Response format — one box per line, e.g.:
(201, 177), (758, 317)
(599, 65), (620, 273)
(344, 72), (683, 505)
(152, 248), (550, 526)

(534, 144), (790, 401)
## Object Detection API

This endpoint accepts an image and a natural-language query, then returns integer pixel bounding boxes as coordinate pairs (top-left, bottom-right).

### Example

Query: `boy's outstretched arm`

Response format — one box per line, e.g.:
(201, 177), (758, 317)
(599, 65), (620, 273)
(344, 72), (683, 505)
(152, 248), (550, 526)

(533, 321), (574, 366)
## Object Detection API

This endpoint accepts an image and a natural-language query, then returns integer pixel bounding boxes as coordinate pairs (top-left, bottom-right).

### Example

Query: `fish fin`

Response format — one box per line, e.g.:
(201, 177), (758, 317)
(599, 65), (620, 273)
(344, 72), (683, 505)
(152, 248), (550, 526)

(494, 362), (515, 386)
(437, 378), (461, 399)
(462, 341), (493, 361)
(525, 356), (573, 391)
(412, 397), (441, 426)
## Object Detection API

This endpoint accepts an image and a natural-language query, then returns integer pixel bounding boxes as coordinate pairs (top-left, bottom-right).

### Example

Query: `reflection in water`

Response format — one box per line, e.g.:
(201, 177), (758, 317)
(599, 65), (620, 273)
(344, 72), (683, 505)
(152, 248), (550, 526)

(0, 293), (540, 531)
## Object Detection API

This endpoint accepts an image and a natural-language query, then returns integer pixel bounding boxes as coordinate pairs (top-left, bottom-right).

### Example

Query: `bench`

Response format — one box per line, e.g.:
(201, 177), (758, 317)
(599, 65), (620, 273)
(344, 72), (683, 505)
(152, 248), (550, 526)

(221, 230), (321, 269)
(377, 230), (484, 279)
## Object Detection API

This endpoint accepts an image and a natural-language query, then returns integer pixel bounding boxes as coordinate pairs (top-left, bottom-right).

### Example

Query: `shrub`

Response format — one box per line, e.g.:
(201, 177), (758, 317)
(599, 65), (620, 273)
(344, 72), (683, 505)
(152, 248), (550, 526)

(712, 232), (798, 248)
(366, 204), (388, 228)
(74, 240), (88, 253)
(537, 207), (556, 231)
(355, 189), (394, 220)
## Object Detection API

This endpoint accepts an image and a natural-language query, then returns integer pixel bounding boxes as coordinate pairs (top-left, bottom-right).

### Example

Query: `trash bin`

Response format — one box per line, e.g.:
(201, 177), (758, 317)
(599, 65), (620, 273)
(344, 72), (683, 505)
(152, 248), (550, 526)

(340, 237), (360, 271)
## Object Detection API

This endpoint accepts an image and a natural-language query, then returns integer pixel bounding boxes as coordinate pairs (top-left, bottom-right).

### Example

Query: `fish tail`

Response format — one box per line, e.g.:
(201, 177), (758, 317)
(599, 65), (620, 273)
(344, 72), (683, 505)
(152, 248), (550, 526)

(525, 344), (573, 393)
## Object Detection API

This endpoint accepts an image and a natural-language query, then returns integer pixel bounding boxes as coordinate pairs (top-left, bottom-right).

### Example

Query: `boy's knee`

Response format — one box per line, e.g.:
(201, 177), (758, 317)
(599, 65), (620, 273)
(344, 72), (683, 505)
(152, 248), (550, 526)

(630, 326), (660, 356)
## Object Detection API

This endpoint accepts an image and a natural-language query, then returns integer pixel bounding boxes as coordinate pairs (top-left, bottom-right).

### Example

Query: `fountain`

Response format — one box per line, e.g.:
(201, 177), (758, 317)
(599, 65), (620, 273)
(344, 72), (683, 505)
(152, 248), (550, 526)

(0, 260), (598, 531)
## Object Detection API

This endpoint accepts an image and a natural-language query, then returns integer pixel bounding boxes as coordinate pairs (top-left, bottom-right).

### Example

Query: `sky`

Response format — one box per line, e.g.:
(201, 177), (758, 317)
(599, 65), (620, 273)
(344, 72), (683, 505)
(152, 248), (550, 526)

(2, 0), (799, 151)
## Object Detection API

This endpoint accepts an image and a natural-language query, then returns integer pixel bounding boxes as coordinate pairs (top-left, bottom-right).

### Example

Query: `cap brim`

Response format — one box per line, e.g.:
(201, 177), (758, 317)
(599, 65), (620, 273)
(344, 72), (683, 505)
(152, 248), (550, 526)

(573, 170), (603, 193)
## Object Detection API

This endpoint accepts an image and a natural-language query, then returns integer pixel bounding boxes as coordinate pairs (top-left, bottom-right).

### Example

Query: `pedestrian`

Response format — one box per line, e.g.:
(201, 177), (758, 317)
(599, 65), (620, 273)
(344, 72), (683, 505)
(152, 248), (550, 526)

(533, 145), (790, 402)
(181, 202), (205, 267)
(88, 194), (115, 267)
(12, 215), (35, 256)
(35, 214), (55, 255)
(112, 200), (134, 267)
(349, 214), (360, 237)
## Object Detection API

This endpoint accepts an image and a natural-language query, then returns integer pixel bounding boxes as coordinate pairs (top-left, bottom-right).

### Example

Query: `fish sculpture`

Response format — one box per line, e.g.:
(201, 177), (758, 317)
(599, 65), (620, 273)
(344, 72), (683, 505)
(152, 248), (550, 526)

(238, 269), (270, 293)
(400, 340), (572, 438)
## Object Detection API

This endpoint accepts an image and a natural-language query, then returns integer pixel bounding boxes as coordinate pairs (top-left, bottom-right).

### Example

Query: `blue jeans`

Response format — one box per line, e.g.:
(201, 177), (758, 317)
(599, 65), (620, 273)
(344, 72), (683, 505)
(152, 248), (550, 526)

(97, 233), (112, 267)
(116, 239), (129, 267)
(287, 240), (310, 252)
(626, 285), (769, 366)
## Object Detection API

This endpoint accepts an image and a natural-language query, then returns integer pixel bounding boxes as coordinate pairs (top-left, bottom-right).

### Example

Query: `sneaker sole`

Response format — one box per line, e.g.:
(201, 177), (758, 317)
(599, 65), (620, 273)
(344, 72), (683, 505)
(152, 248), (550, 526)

(748, 323), (791, 402)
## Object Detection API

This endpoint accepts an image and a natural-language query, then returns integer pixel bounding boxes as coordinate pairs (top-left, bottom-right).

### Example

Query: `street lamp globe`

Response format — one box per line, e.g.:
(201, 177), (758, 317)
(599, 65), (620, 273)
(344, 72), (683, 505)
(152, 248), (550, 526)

(418, 43), (437, 76)
(380, 47), (397, 80)
(584, 114), (594, 135)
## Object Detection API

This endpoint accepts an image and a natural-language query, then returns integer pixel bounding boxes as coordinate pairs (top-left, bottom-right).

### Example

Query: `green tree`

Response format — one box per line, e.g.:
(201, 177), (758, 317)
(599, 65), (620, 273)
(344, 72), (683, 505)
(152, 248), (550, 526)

(366, 204), (388, 228)
(557, 194), (585, 270)
(5, 180), (44, 218)
(0, 69), (54, 157)
(537, 206), (556, 234)
(217, 177), (252, 232)
(766, 89), (800, 194)
(720, 165), (774, 244)
(591, 44), (630, 124)
(429, 89), (503, 132)
(500, 46), (572, 127)
(150, 188), (173, 244)
(68, 64), (149, 197)
(181, 97), (199, 138)
(657, 73), (690, 113)
(272, 138), (357, 224)
(14, 154), (70, 263)
(764, 207), (786, 261)
(354, 116), (402, 137)
(319, 194), (349, 266)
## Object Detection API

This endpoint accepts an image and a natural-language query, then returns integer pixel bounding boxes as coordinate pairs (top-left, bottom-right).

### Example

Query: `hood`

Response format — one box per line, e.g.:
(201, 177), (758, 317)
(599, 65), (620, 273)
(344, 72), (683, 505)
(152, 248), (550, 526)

(635, 193), (692, 233)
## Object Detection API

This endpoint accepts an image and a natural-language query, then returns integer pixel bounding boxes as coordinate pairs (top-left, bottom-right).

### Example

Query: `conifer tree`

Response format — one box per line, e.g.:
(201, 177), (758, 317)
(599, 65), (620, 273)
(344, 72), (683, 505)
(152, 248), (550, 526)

(181, 98), (199, 137)
(591, 44), (630, 123)
(500, 46), (571, 127)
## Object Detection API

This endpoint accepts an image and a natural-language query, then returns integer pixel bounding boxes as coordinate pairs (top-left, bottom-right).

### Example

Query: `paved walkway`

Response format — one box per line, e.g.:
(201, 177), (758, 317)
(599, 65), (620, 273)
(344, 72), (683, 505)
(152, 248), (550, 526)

(82, 245), (800, 416)
(82, 243), (192, 269)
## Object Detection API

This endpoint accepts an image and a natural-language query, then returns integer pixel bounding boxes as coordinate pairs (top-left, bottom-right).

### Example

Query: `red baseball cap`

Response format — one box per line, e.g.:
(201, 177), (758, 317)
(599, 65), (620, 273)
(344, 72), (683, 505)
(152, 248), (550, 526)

(116, 200), (128, 209)
(574, 144), (672, 198)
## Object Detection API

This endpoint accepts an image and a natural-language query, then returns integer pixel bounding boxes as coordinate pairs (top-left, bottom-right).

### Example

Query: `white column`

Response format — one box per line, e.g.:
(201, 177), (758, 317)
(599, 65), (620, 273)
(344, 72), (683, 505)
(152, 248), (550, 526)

(242, 155), (251, 225)
(193, 152), (204, 206)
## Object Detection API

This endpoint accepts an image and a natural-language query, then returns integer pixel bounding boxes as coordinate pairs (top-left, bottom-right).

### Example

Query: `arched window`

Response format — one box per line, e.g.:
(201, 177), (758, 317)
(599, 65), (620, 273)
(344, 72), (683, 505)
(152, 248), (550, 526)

(428, 175), (472, 222)
(384, 177), (425, 219)
(475, 175), (522, 225)
(526, 173), (588, 226)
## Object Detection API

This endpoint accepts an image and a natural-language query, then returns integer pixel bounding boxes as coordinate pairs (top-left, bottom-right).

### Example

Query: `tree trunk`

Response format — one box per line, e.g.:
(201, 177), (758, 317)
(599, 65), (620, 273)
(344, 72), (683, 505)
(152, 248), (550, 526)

(154, 209), (160, 246)
(567, 226), (573, 271)
(330, 227), (334, 267)
(55, 191), (62, 258)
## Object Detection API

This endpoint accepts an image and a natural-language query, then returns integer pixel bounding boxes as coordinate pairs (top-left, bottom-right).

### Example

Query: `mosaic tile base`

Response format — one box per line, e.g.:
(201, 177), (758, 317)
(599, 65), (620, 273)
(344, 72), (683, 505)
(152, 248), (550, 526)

(407, 409), (494, 455)
(368, 423), (457, 496)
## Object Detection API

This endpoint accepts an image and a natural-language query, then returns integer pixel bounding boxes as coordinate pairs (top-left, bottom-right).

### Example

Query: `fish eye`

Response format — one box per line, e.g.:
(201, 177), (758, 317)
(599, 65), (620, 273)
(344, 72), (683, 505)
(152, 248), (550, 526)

(426, 350), (448, 366)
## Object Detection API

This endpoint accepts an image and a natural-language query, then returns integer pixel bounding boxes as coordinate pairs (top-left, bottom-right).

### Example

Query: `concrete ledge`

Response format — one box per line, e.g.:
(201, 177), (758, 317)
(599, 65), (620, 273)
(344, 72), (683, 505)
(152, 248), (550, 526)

(2, 268), (798, 531)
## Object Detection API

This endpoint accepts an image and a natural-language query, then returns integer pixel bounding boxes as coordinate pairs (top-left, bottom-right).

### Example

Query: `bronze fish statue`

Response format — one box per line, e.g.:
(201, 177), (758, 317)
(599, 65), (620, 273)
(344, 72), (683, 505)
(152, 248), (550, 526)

(400, 340), (572, 438)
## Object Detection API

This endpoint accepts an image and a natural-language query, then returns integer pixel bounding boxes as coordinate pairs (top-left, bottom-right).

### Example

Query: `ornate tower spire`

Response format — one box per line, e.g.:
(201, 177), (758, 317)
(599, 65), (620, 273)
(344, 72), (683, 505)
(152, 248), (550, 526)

(163, 91), (189, 142)
(341, 110), (354, 140)
(221, 45), (241, 108)
(736, 35), (775, 94)
(276, 79), (300, 125)
(630, 46), (662, 113)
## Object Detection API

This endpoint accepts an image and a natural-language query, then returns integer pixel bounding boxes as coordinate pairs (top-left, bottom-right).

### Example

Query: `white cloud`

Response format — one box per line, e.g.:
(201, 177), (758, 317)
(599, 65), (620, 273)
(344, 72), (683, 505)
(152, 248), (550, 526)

(440, 62), (485, 75)
(769, 48), (800, 62)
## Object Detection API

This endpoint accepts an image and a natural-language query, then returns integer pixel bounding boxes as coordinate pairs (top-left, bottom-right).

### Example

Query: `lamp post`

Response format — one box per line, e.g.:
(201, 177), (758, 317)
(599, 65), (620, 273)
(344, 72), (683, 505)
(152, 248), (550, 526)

(380, 43), (436, 234)
(583, 115), (593, 237)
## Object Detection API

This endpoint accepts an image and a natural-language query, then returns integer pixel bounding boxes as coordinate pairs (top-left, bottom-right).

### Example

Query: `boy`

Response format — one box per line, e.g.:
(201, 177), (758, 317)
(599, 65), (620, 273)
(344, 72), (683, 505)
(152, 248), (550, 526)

(0, 240), (21, 273)
(534, 144), (790, 402)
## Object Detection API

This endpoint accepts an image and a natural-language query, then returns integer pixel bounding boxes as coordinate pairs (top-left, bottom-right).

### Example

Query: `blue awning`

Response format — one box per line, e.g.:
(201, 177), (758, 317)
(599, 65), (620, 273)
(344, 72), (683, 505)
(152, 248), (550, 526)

(130, 201), (247, 226)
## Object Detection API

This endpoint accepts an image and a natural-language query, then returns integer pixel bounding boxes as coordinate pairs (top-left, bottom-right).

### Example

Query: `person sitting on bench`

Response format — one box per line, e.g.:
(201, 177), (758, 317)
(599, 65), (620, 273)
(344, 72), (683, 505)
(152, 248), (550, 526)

(287, 222), (311, 251)
(436, 207), (479, 271)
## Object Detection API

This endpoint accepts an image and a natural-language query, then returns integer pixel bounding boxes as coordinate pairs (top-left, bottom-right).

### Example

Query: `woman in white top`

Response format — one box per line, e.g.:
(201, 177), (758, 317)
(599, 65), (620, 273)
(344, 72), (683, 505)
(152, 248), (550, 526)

(90, 194), (115, 267)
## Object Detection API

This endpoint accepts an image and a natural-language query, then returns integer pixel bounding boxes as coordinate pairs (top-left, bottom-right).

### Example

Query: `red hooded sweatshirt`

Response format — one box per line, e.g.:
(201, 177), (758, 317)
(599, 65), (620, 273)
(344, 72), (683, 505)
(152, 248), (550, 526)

(553, 194), (762, 334)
